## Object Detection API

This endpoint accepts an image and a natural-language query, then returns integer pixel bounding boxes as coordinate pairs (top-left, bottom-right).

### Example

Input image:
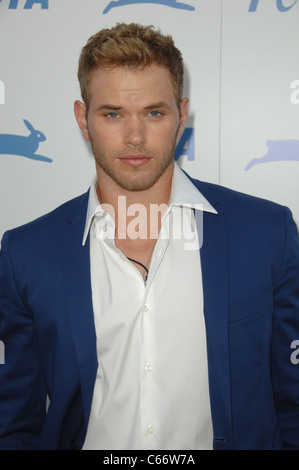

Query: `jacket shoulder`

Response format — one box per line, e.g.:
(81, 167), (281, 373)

(191, 177), (289, 217)
(1, 191), (89, 248)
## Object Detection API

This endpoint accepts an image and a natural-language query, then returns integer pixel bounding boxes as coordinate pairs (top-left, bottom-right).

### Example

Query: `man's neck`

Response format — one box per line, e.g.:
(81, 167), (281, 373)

(96, 165), (174, 241)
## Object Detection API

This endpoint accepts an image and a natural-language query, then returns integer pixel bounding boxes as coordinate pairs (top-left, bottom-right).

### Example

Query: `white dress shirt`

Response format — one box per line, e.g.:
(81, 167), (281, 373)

(82, 163), (217, 450)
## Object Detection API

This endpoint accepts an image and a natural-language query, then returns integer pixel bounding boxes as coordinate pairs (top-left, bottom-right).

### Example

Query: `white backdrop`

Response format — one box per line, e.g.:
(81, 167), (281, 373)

(0, 0), (298, 239)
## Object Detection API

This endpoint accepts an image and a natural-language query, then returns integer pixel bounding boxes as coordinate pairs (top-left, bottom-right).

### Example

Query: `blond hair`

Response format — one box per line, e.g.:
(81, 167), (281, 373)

(77, 23), (184, 112)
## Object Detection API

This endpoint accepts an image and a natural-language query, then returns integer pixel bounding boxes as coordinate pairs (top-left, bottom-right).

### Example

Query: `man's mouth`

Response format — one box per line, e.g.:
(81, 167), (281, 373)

(118, 154), (152, 166)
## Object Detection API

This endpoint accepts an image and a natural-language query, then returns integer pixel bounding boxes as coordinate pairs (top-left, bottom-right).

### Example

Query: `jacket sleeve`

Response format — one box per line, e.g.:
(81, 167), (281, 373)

(271, 207), (299, 449)
(0, 231), (47, 450)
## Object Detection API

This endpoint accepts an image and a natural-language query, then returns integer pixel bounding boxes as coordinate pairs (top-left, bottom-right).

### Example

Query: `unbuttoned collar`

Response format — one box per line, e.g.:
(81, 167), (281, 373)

(82, 163), (217, 246)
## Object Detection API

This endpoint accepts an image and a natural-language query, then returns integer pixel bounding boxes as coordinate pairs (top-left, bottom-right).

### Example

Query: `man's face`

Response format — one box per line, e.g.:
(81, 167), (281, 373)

(75, 64), (188, 192)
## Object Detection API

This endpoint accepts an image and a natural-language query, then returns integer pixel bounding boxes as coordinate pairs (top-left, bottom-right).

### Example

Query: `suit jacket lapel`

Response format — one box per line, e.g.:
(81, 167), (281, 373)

(60, 192), (98, 429)
(195, 190), (234, 449)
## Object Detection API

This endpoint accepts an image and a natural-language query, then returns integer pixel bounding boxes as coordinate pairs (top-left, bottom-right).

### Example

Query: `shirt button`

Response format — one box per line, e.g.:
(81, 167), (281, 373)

(143, 304), (149, 313)
(145, 362), (153, 373)
(95, 211), (107, 220)
(147, 425), (155, 434)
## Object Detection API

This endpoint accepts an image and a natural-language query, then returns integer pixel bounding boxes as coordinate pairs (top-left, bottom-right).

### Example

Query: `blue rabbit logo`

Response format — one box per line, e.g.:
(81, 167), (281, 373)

(103, 0), (195, 14)
(245, 140), (299, 170)
(0, 119), (52, 162)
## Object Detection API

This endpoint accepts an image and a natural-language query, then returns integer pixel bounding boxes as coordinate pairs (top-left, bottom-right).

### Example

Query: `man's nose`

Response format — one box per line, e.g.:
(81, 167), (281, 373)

(124, 117), (146, 146)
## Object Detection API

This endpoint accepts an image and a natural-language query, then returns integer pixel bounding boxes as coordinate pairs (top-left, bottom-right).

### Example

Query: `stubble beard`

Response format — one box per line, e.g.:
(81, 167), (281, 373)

(90, 140), (177, 192)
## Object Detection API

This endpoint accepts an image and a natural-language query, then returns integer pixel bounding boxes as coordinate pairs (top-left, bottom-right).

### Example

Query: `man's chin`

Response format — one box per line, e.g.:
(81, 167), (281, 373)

(114, 176), (159, 192)
(95, 156), (174, 192)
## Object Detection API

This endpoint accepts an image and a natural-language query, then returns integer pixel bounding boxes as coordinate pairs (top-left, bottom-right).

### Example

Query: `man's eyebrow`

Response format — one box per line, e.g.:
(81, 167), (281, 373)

(96, 104), (122, 112)
(144, 102), (171, 110)
(95, 102), (171, 112)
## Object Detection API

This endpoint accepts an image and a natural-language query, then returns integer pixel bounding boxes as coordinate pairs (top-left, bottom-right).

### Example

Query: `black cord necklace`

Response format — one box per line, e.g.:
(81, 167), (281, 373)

(127, 257), (149, 282)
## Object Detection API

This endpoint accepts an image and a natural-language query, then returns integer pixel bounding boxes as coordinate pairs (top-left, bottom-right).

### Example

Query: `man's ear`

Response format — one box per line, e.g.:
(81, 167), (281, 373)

(177, 98), (189, 139)
(74, 100), (90, 141)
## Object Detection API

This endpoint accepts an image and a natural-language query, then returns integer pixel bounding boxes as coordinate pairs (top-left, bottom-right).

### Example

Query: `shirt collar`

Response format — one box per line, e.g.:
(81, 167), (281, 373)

(169, 163), (217, 214)
(82, 163), (217, 246)
(82, 177), (104, 246)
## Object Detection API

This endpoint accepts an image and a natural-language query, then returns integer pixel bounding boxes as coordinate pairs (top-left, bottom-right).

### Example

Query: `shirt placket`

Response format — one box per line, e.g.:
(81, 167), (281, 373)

(140, 220), (170, 449)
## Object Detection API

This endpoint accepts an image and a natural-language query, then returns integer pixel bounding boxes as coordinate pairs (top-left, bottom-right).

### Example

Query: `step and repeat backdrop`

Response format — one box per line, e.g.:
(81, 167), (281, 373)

(0, 0), (298, 238)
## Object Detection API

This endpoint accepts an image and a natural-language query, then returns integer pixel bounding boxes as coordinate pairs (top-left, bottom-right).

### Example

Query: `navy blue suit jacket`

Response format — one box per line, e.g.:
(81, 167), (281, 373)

(1, 175), (299, 450)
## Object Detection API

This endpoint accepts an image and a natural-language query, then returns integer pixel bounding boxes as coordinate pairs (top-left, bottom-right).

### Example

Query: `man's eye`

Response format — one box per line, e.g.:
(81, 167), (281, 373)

(149, 111), (161, 117)
(106, 112), (119, 119)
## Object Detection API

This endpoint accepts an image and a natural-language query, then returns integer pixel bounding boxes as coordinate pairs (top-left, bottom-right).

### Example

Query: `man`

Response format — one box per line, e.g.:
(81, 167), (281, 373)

(0, 23), (299, 451)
